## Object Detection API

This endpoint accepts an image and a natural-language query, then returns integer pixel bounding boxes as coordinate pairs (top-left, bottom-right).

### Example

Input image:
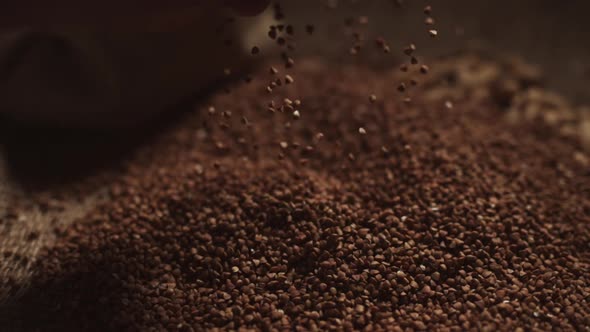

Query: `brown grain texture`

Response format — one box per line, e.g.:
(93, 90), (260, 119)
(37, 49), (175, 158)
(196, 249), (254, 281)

(2, 57), (588, 331)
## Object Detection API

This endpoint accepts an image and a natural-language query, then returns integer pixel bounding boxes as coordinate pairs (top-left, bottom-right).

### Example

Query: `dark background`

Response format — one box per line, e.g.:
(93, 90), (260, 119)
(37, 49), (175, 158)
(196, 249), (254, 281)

(283, 0), (590, 104)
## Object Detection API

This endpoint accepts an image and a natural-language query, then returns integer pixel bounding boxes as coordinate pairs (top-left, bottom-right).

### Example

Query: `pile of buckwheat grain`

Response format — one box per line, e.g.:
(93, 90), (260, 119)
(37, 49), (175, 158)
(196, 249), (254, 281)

(3, 56), (589, 331)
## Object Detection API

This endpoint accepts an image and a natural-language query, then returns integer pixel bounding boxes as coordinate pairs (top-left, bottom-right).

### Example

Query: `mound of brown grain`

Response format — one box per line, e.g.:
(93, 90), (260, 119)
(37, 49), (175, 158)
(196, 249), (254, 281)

(4, 60), (590, 331)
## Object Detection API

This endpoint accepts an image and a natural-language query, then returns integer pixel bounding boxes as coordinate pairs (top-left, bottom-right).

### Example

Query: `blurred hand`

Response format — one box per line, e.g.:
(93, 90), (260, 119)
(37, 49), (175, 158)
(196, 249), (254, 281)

(0, 0), (270, 28)
(0, 0), (271, 128)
